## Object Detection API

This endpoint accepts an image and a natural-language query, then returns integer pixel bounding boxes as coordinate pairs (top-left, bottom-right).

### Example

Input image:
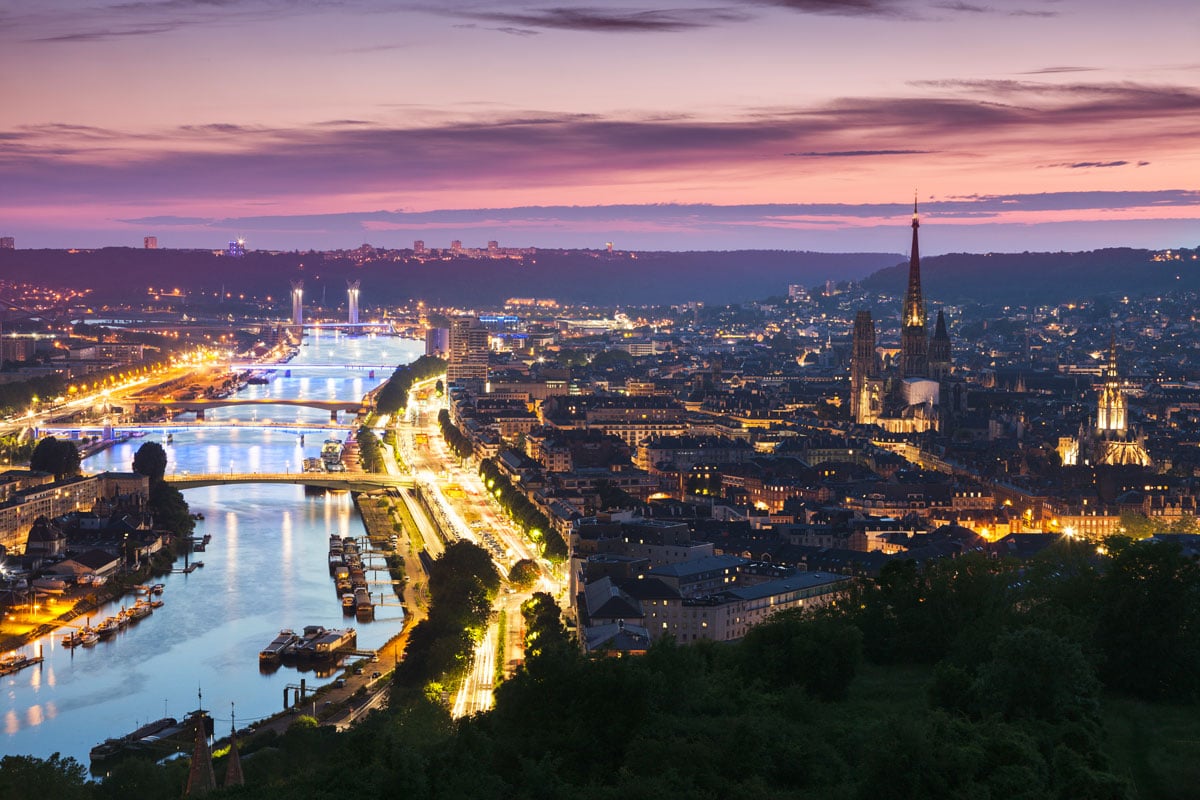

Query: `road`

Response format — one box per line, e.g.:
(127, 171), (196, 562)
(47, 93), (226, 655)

(388, 377), (568, 717)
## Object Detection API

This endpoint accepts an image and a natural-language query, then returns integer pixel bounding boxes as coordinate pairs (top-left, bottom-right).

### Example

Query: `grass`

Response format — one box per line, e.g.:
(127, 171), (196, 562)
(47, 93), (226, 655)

(390, 496), (424, 551)
(1102, 693), (1200, 800)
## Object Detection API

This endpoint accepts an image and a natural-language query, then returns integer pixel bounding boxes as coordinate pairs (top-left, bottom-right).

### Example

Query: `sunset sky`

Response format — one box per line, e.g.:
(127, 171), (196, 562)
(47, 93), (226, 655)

(2, 0), (1198, 252)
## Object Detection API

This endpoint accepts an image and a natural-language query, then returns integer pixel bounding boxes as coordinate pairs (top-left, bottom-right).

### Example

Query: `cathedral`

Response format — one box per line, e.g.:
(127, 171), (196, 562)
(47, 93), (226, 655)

(1058, 338), (1152, 468)
(851, 200), (952, 432)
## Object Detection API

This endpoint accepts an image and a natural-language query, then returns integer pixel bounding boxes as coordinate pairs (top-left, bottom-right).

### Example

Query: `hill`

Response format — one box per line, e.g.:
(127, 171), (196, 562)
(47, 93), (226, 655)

(0, 248), (899, 307)
(863, 247), (1200, 305)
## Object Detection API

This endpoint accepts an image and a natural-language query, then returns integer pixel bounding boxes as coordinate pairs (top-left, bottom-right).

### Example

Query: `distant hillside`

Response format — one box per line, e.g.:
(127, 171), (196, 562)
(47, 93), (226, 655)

(863, 248), (1200, 304)
(0, 248), (899, 307)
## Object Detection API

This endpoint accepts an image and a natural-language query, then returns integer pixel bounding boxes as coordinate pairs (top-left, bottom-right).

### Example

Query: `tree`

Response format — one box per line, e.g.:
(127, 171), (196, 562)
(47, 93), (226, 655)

(507, 559), (539, 589)
(1095, 539), (1200, 700)
(29, 437), (80, 480)
(132, 441), (168, 483)
(0, 753), (88, 800)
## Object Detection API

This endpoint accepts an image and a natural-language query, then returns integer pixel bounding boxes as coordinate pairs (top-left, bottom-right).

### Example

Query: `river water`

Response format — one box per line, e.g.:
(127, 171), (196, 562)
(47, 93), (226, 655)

(0, 331), (423, 765)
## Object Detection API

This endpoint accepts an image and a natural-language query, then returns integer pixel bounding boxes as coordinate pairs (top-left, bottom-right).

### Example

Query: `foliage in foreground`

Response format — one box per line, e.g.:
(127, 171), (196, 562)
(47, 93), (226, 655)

(8, 538), (1200, 799)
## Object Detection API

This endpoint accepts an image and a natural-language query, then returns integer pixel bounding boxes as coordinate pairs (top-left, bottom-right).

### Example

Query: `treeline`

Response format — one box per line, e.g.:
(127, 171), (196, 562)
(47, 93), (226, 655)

(0, 373), (68, 418)
(8, 537), (1200, 798)
(375, 356), (446, 416)
(436, 409), (472, 459)
(477, 457), (567, 562)
(356, 426), (385, 473)
(393, 541), (500, 693)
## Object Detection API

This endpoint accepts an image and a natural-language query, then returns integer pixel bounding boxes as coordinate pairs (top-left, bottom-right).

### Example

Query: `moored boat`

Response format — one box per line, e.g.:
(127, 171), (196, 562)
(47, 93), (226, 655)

(259, 629), (299, 663)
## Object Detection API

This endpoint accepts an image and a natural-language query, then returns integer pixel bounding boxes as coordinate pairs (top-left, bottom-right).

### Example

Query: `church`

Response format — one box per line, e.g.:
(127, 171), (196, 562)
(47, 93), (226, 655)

(1057, 338), (1152, 468)
(850, 199), (952, 433)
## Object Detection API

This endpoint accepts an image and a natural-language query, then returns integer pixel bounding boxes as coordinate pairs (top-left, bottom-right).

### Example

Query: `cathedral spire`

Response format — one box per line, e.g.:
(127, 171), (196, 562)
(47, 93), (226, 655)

(900, 195), (928, 378)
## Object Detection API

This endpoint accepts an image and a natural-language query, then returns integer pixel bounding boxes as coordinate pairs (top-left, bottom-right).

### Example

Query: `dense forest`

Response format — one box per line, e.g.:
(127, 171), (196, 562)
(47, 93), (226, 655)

(3, 536), (1198, 799)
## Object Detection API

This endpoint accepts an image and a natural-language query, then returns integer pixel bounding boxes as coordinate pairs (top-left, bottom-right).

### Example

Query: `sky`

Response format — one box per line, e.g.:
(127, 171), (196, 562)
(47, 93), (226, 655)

(1, 0), (1198, 253)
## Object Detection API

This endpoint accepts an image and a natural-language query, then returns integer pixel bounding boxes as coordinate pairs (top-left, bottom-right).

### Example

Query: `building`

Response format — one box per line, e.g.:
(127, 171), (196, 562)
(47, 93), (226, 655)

(290, 280), (304, 327)
(143, 236), (158, 249)
(900, 199), (928, 379)
(851, 199), (953, 433)
(227, 239), (245, 258)
(0, 237), (13, 250)
(447, 317), (489, 383)
(347, 280), (360, 325)
(425, 327), (449, 358)
(850, 310), (882, 425)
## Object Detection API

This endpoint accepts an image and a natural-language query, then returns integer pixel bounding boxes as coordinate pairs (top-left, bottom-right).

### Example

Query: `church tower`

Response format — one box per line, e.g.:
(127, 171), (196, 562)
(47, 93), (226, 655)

(900, 197), (928, 378)
(928, 308), (951, 381)
(1096, 336), (1127, 434)
(851, 310), (882, 424)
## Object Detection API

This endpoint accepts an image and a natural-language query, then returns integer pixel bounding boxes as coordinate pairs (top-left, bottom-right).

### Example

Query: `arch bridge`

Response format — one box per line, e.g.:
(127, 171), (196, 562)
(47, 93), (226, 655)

(165, 472), (413, 491)
(139, 398), (368, 421)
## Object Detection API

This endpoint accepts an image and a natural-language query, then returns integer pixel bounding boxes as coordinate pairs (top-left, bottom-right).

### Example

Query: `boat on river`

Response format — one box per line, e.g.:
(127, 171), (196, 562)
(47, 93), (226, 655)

(89, 716), (180, 764)
(95, 617), (120, 638)
(259, 629), (299, 663)
(0, 652), (43, 676)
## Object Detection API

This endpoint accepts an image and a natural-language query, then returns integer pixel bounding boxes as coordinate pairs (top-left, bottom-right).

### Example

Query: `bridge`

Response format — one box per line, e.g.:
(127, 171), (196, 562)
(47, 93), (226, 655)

(166, 472), (414, 491)
(141, 398), (367, 421)
(227, 363), (398, 371)
(38, 420), (352, 435)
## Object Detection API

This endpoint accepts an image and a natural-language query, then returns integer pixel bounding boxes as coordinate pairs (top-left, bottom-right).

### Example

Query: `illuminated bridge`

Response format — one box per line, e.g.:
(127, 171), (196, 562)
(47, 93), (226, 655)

(166, 472), (414, 491)
(140, 398), (368, 420)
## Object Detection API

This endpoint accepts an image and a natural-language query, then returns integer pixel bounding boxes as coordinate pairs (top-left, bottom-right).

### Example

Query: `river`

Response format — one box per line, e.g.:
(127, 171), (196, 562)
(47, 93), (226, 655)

(0, 331), (423, 766)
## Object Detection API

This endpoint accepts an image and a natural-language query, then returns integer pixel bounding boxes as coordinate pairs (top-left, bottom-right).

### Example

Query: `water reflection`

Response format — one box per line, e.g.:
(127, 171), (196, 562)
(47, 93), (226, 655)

(0, 334), (422, 762)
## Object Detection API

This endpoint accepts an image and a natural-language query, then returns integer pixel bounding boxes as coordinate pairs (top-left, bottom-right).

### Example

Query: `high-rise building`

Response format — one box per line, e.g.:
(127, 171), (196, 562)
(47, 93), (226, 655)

(347, 280), (360, 325)
(413, 240), (426, 256)
(291, 280), (304, 327)
(850, 310), (882, 425)
(900, 198), (928, 378)
(487, 240), (499, 255)
(450, 240), (463, 255)
(228, 238), (246, 258)
(425, 327), (449, 358)
(144, 236), (158, 249)
(447, 317), (489, 384)
(0, 237), (14, 250)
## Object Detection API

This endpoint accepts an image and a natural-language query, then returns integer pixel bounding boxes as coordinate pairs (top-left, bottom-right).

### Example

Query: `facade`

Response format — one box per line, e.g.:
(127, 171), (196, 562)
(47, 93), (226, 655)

(447, 317), (489, 383)
(143, 236), (158, 249)
(0, 236), (14, 249)
(850, 310), (882, 424)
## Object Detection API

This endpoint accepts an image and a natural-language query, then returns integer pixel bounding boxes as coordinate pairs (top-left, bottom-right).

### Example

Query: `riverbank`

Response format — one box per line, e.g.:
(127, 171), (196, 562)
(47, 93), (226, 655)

(0, 538), (188, 655)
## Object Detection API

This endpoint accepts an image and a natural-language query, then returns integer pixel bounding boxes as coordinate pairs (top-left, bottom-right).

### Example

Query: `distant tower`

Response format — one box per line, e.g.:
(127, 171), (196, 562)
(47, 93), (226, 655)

(413, 239), (426, 256)
(143, 236), (158, 249)
(851, 310), (882, 424)
(291, 280), (304, 327)
(450, 239), (463, 255)
(347, 280), (360, 325)
(1096, 336), (1127, 434)
(900, 197), (928, 378)
(0, 236), (15, 250)
(928, 308), (952, 380)
(228, 238), (245, 258)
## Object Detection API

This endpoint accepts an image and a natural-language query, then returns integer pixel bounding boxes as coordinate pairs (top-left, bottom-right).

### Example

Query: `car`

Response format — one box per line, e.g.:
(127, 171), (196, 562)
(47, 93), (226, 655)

(333, 678), (346, 689)
(371, 671), (382, 680)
